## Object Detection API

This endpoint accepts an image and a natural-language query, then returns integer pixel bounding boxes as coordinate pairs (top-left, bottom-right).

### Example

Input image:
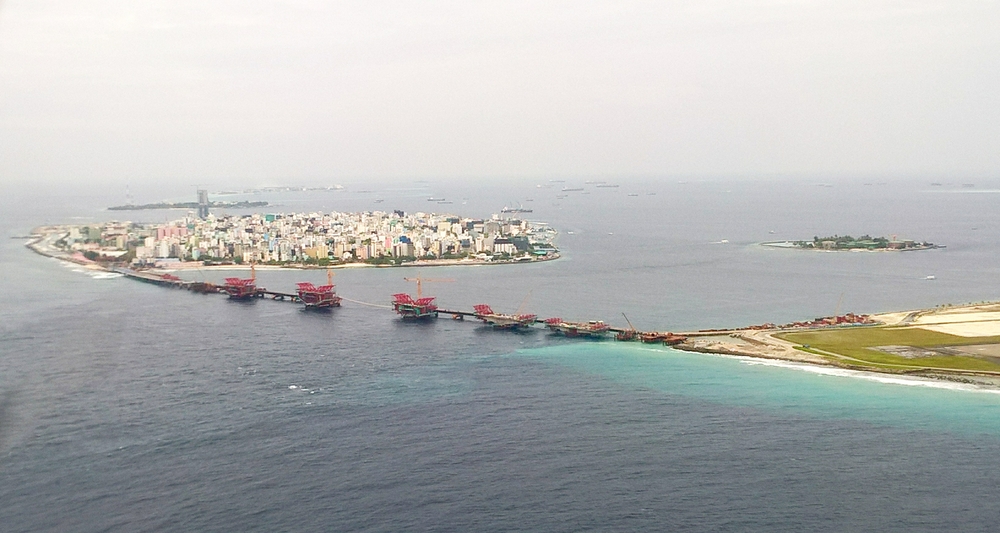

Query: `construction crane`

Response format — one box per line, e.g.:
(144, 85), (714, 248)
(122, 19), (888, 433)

(616, 313), (638, 341)
(515, 290), (533, 316)
(403, 276), (454, 299)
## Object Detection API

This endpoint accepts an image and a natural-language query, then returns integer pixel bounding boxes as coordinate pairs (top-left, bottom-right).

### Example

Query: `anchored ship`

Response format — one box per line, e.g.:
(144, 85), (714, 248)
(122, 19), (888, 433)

(501, 204), (533, 214)
(544, 318), (610, 338)
(473, 304), (537, 329)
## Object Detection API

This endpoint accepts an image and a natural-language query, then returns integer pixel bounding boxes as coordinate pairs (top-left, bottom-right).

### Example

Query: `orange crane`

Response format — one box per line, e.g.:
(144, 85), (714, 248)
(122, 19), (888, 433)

(403, 276), (454, 299)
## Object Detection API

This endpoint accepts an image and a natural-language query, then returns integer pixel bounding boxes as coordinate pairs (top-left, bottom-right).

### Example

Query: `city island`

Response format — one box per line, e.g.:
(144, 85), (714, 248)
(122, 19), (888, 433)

(28, 209), (559, 270)
(763, 234), (943, 251)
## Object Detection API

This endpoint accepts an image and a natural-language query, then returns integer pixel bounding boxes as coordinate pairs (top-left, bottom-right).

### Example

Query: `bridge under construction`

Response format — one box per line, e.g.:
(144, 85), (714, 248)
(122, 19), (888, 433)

(112, 267), (692, 344)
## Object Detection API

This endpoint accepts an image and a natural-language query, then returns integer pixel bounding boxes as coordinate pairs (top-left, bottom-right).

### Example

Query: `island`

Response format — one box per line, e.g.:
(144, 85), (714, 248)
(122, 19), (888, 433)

(27, 209), (559, 270)
(108, 200), (269, 211)
(763, 234), (942, 251)
(673, 302), (1000, 385)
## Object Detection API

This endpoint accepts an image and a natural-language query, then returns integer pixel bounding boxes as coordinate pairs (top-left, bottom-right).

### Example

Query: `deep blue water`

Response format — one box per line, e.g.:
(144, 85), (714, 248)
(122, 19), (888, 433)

(2, 178), (1000, 531)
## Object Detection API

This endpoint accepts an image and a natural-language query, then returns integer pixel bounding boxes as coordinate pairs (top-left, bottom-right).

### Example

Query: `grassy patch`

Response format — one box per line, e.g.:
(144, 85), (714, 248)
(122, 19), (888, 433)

(777, 327), (1000, 372)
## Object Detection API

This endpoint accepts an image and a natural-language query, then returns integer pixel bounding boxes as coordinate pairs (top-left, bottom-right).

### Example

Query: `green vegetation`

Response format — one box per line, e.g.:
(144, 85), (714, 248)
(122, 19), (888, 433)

(778, 327), (1000, 372)
(792, 235), (936, 250)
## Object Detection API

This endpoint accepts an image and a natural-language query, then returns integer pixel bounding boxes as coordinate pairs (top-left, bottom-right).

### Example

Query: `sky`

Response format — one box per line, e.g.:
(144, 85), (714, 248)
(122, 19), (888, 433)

(0, 1), (998, 186)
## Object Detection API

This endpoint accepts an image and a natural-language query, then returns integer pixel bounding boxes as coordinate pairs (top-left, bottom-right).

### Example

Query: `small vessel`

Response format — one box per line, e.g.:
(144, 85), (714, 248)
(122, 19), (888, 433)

(925, 275), (936, 280)
(561, 187), (584, 192)
(473, 304), (537, 329)
(595, 184), (619, 188)
(501, 204), (533, 214)
(544, 318), (610, 338)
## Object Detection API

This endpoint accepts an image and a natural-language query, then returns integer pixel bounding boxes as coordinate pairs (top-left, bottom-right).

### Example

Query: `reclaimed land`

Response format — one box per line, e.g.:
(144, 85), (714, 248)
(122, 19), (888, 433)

(775, 327), (1000, 373)
(675, 302), (1000, 384)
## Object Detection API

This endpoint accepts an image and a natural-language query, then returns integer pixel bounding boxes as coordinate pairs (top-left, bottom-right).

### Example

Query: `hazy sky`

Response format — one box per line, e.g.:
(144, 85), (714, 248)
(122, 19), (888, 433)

(1, 1), (998, 184)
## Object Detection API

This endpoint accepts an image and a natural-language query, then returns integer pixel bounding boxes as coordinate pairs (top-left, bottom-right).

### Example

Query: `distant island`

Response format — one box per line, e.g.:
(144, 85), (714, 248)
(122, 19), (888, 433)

(763, 235), (942, 251)
(108, 200), (269, 211)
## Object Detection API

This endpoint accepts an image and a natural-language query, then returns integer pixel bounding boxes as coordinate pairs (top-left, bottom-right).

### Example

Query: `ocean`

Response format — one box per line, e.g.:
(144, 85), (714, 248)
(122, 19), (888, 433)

(2, 177), (1000, 531)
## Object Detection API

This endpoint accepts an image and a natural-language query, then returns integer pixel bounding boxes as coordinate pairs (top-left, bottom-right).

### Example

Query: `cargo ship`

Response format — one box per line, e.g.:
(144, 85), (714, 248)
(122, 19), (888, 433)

(544, 318), (610, 338)
(473, 304), (537, 329)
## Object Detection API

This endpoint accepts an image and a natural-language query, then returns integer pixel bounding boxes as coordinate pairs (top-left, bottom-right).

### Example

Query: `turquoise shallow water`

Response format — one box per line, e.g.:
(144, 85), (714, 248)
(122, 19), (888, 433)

(515, 342), (1000, 438)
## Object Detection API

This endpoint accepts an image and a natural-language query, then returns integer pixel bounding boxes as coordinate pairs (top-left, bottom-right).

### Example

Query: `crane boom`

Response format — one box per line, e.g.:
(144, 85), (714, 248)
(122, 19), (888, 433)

(403, 276), (454, 299)
(622, 313), (636, 331)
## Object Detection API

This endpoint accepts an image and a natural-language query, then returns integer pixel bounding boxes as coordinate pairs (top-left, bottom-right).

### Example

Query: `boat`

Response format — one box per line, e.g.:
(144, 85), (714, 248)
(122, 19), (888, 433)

(473, 304), (537, 329)
(392, 293), (438, 319)
(544, 318), (610, 338)
(561, 187), (584, 192)
(595, 184), (619, 188)
(501, 204), (533, 214)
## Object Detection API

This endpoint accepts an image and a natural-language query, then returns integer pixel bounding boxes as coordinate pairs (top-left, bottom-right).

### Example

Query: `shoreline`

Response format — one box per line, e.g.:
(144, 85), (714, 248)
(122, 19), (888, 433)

(148, 252), (561, 272)
(26, 227), (1000, 387)
(26, 225), (560, 272)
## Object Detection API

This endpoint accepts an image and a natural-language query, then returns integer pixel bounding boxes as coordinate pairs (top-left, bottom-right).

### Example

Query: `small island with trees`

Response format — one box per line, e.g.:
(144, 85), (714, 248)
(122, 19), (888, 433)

(763, 235), (943, 251)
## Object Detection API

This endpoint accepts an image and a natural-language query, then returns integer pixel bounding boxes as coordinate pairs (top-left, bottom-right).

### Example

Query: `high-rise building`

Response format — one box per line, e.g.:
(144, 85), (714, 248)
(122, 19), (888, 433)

(197, 190), (209, 219)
